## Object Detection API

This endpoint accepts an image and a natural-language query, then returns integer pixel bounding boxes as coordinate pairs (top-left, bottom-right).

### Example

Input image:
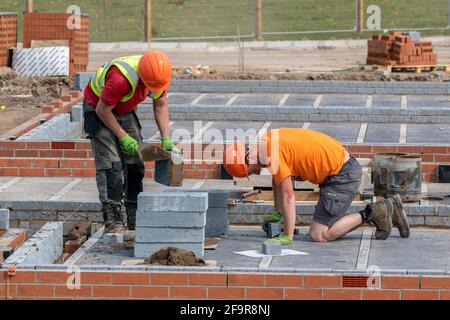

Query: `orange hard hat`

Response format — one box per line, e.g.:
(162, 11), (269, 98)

(138, 51), (172, 92)
(223, 142), (249, 178)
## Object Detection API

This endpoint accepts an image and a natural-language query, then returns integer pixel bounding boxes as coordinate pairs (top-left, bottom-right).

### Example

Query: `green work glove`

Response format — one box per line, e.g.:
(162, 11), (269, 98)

(161, 137), (180, 154)
(120, 134), (139, 156)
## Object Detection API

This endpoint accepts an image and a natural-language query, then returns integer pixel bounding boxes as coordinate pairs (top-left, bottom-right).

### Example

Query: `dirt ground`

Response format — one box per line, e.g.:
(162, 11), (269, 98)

(143, 247), (206, 266)
(0, 67), (73, 134)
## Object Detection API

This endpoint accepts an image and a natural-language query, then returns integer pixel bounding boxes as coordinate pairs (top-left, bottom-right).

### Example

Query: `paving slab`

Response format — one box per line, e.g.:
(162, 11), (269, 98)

(372, 95), (402, 108)
(197, 93), (234, 105)
(233, 93), (283, 106)
(407, 125), (450, 144)
(169, 93), (199, 105)
(408, 96), (450, 109)
(203, 121), (263, 143)
(309, 123), (361, 143)
(283, 94), (318, 107)
(268, 122), (304, 131)
(365, 124), (401, 144)
(4, 178), (74, 201)
(320, 94), (367, 107)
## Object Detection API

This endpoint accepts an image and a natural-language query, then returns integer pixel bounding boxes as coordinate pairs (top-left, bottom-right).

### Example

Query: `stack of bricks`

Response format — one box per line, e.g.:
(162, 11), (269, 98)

(23, 13), (89, 75)
(0, 12), (17, 67)
(367, 31), (437, 66)
(135, 192), (208, 258)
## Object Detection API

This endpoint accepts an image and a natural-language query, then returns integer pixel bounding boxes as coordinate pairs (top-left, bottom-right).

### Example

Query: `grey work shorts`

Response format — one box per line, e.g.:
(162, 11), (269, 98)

(313, 157), (362, 227)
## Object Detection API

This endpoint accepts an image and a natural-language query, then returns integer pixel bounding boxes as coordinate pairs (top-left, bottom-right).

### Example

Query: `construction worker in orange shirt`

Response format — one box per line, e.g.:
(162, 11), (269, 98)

(223, 128), (410, 244)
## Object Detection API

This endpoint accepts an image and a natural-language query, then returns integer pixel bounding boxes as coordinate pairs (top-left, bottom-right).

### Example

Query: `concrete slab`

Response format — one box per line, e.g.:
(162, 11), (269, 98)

(269, 122), (304, 131)
(408, 96), (450, 109)
(4, 178), (74, 201)
(203, 121), (263, 143)
(321, 94), (367, 107)
(309, 123), (361, 143)
(407, 125), (450, 144)
(233, 94), (283, 106)
(372, 95), (402, 108)
(197, 93), (234, 105)
(169, 93), (199, 105)
(283, 94), (318, 107)
(365, 124), (401, 144)
(369, 229), (450, 270)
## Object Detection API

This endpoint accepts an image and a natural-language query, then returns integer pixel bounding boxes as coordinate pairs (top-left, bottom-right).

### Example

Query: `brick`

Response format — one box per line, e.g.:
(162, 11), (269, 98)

(347, 145), (373, 153)
(54, 285), (93, 297)
(31, 159), (59, 168)
(265, 274), (302, 287)
(362, 289), (401, 300)
(421, 154), (434, 162)
(382, 276), (419, 289)
(262, 241), (282, 255)
(25, 142), (51, 150)
(402, 290), (440, 300)
(207, 287), (246, 299)
(0, 141), (26, 149)
(17, 284), (54, 297)
(63, 150), (89, 158)
(37, 271), (71, 284)
(422, 146), (447, 154)
(151, 273), (189, 285)
(324, 289), (361, 300)
(64, 239), (83, 254)
(0, 150), (15, 157)
(189, 273), (227, 286)
(45, 168), (72, 177)
(0, 284), (17, 296)
(72, 169), (96, 177)
(113, 272), (151, 285)
(15, 150), (39, 157)
(85, 160), (96, 168)
(421, 164), (437, 173)
(0, 271), (36, 283)
(435, 155), (450, 162)
(422, 173), (436, 183)
(228, 274), (265, 286)
(247, 288), (283, 299)
(60, 159), (85, 168)
(75, 141), (92, 150)
(421, 277), (450, 289)
(441, 291), (450, 300)
(171, 286), (207, 299)
(0, 168), (19, 176)
(373, 146), (398, 153)
(93, 285), (130, 298)
(131, 286), (169, 298)
(0, 159), (32, 167)
(18, 168), (45, 177)
(304, 275), (342, 288)
(39, 150), (64, 158)
(285, 288), (323, 300)
(80, 272), (113, 284)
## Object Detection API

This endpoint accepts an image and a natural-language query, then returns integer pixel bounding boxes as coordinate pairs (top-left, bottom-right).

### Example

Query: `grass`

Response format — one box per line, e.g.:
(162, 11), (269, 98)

(0, 0), (449, 42)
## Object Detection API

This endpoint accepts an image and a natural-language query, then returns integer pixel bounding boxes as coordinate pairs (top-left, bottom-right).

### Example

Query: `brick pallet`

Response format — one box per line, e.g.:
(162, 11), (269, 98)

(23, 13), (89, 75)
(0, 13), (18, 67)
(367, 31), (437, 68)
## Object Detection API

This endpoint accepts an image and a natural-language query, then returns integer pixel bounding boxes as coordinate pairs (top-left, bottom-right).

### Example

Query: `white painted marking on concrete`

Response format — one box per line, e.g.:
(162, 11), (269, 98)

(193, 121), (214, 143)
(401, 96), (408, 109)
(259, 255), (273, 269)
(225, 94), (240, 107)
(302, 122), (311, 129)
(192, 180), (206, 190)
(191, 93), (207, 106)
(278, 94), (290, 107)
(399, 124), (407, 144)
(365, 95), (373, 108)
(357, 123), (368, 144)
(257, 122), (272, 139)
(356, 228), (373, 270)
(0, 177), (22, 192)
(149, 121), (174, 142)
(48, 178), (83, 201)
(64, 226), (105, 265)
(313, 95), (323, 108)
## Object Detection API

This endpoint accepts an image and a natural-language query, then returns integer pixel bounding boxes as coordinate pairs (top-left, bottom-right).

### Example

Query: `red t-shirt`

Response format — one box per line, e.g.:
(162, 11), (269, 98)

(84, 66), (166, 115)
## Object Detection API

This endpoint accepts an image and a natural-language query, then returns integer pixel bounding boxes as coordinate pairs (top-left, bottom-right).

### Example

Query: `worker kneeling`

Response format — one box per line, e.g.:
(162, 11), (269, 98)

(223, 128), (410, 244)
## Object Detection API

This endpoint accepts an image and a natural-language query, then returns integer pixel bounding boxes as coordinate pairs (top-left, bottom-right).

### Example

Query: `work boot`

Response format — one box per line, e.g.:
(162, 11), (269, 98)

(391, 194), (410, 238)
(104, 203), (125, 233)
(262, 212), (283, 233)
(364, 198), (393, 240)
(126, 206), (137, 231)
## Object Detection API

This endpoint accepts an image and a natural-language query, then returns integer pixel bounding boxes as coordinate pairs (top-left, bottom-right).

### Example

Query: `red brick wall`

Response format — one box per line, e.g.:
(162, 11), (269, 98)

(0, 271), (449, 300)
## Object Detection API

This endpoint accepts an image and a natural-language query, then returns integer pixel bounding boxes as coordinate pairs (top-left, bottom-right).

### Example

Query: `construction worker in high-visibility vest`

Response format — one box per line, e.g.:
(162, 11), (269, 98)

(83, 51), (179, 233)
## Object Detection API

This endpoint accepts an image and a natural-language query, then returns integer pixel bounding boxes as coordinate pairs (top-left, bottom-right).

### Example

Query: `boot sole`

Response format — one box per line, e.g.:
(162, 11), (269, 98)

(372, 199), (393, 240)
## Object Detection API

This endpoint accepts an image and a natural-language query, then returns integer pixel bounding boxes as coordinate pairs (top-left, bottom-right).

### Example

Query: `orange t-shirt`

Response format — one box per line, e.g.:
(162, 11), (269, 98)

(261, 128), (346, 186)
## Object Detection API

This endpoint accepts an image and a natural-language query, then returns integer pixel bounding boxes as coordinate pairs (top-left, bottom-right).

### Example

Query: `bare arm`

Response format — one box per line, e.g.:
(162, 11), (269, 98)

(275, 176), (296, 239)
(95, 100), (127, 140)
(153, 96), (170, 138)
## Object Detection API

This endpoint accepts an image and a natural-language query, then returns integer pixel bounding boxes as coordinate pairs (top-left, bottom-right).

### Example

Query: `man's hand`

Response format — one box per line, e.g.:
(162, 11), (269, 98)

(161, 137), (180, 154)
(120, 134), (139, 155)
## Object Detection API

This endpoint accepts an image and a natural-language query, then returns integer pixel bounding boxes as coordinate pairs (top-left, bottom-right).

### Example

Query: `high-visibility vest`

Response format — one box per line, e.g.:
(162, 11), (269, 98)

(89, 55), (164, 102)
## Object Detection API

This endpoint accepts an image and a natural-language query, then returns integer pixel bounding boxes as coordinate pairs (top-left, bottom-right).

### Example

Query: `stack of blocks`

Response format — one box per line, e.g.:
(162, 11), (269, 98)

(135, 192), (208, 258)
(0, 208), (9, 230)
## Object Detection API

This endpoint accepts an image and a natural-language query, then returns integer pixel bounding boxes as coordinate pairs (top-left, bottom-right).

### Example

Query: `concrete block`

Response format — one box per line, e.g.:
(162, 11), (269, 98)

(136, 211), (206, 228)
(136, 227), (204, 243)
(267, 221), (282, 238)
(102, 233), (124, 244)
(205, 207), (229, 237)
(4, 222), (63, 265)
(262, 241), (282, 255)
(71, 103), (83, 123)
(137, 192), (208, 212)
(135, 242), (204, 258)
(425, 216), (449, 227)
(75, 72), (94, 91)
(408, 216), (425, 226)
(0, 208), (9, 230)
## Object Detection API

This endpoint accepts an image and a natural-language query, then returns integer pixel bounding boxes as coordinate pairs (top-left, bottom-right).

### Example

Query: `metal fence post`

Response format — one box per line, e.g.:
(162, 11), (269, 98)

(255, 0), (263, 40)
(144, 0), (152, 42)
(356, 0), (364, 33)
